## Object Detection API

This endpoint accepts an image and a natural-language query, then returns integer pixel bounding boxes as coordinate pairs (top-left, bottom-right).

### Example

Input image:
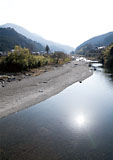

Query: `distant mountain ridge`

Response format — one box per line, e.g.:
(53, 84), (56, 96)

(0, 27), (44, 52)
(0, 23), (74, 53)
(75, 31), (113, 54)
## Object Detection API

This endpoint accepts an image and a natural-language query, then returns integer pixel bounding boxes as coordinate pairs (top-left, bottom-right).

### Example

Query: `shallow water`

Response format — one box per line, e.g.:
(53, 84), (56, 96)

(0, 63), (113, 160)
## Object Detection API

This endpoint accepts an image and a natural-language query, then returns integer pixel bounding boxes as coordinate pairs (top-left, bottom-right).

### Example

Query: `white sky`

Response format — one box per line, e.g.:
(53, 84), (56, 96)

(0, 0), (113, 48)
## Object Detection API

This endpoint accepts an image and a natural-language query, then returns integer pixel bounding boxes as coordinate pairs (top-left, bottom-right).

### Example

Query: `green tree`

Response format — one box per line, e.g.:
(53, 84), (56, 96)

(45, 45), (50, 54)
(102, 44), (113, 68)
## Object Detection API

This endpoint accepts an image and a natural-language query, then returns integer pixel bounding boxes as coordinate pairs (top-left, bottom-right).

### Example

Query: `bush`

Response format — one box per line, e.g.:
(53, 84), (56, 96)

(0, 46), (52, 72)
(50, 52), (71, 64)
(0, 46), (71, 72)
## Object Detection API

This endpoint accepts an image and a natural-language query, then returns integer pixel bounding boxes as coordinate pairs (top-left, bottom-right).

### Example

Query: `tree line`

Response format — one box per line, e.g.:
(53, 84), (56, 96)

(0, 46), (71, 72)
(98, 44), (113, 69)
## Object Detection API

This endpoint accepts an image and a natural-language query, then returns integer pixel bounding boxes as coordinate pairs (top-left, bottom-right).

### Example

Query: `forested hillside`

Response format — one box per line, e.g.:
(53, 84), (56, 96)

(0, 28), (45, 52)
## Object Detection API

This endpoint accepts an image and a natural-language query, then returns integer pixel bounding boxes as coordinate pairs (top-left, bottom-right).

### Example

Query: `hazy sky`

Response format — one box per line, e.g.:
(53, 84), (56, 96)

(0, 0), (113, 48)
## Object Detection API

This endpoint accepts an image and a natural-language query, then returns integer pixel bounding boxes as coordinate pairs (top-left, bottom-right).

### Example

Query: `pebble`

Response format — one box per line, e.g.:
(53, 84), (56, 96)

(43, 81), (47, 83)
(39, 90), (43, 92)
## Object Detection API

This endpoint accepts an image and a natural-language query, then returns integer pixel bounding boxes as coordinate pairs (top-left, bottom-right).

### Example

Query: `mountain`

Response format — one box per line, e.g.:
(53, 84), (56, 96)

(75, 32), (113, 54)
(0, 23), (74, 53)
(0, 27), (45, 52)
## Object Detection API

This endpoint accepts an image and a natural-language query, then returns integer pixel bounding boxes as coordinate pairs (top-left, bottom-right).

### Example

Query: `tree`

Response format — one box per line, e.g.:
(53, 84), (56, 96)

(45, 45), (49, 54)
(110, 46), (113, 56)
(102, 44), (113, 68)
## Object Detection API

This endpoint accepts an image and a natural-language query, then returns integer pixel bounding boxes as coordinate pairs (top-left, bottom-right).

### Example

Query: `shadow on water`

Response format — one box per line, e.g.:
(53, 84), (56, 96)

(0, 63), (113, 160)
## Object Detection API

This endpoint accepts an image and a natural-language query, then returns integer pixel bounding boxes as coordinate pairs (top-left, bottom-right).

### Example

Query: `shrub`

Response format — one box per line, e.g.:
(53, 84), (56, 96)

(0, 46), (71, 72)
(0, 46), (52, 72)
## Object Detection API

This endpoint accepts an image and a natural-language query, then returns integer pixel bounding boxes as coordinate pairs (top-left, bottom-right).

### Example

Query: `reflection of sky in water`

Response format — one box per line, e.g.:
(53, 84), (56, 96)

(1, 64), (113, 159)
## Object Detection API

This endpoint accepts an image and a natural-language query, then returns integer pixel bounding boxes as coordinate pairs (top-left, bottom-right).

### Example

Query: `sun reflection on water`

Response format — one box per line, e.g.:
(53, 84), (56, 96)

(76, 114), (86, 127)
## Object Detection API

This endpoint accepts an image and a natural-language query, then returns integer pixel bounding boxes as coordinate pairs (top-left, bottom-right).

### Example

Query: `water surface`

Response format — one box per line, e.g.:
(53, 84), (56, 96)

(0, 63), (113, 160)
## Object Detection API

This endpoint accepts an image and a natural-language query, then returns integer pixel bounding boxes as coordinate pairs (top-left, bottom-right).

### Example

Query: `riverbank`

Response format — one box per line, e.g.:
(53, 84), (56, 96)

(0, 60), (92, 119)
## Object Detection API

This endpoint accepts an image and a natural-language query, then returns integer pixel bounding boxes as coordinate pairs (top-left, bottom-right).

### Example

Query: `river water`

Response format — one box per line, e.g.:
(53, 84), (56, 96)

(0, 63), (113, 160)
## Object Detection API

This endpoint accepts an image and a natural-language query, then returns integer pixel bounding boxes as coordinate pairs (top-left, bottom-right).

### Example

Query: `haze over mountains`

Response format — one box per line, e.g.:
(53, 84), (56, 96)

(75, 31), (113, 54)
(0, 28), (45, 52)
(0, 23), (74, 53)
(1, 23), (113, 55)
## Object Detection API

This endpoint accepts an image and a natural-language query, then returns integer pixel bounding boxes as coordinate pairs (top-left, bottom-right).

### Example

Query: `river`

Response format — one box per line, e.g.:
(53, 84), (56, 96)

(0, 63), (113, 160)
